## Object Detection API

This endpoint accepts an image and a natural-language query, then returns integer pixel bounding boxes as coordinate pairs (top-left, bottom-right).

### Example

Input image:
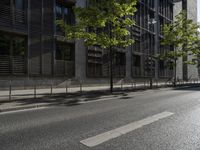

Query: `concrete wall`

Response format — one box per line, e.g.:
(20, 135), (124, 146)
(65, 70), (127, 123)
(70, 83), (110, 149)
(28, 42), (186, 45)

(174, 0), (199, 80)
(174, 1), (183, 80)
(187, 0), (199, 79)
(125, 46), (132, 80)
(75, 0), (87, 81)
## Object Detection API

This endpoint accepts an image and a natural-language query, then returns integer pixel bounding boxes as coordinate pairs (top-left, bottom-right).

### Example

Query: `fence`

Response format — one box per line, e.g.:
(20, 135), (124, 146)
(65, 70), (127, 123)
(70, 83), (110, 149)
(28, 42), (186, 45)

(0, 78), (200, 102)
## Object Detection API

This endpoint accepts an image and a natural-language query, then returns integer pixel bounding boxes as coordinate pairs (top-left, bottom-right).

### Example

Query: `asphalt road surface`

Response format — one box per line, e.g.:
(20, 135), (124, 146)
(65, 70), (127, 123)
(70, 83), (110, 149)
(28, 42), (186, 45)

(1, 86), (200, 150)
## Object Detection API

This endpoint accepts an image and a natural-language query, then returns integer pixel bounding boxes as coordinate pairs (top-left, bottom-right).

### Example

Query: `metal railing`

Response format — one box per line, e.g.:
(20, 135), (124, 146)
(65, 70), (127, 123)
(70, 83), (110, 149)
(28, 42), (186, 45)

(0, 78), (199, 102)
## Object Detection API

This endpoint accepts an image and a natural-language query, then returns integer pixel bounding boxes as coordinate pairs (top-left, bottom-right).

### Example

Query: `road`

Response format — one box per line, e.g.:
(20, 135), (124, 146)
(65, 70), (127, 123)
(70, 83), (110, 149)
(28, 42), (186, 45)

(1, 87), (200, 150)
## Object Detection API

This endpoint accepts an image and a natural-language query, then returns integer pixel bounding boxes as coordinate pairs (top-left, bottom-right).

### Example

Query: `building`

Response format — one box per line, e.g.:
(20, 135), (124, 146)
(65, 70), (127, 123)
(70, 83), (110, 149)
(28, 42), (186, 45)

(174, 0), (199, 81)
(0, 0), (198, 87)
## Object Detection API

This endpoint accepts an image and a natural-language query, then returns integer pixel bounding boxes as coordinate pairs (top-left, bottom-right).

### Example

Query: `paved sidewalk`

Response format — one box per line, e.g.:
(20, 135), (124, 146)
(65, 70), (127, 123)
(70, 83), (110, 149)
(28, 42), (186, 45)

(0, 82), (168, 112)
(1, 82), (198, 113)
(0, 82), (163, 102)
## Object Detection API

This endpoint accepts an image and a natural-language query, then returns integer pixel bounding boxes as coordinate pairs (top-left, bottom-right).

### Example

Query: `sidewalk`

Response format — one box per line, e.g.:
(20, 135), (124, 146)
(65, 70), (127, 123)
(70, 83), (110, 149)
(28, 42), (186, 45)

(0, 82), (165, 102)
(0, 82), (197, 113)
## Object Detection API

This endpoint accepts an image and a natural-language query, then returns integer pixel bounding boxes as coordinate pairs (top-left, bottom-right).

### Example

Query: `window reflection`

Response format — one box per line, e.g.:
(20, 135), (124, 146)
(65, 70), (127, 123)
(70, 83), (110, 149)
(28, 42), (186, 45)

(15, 0), (24, 11)
(13, 37), (26, 56)
(0, 34), (10, 56)
(56, 42), (75, 61)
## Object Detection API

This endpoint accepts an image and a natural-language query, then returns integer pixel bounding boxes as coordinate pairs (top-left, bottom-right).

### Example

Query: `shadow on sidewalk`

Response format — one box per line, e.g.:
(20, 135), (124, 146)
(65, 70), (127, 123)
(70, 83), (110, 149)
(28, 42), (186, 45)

(0, 88), (148, 107)
(1, 84), (200, 108)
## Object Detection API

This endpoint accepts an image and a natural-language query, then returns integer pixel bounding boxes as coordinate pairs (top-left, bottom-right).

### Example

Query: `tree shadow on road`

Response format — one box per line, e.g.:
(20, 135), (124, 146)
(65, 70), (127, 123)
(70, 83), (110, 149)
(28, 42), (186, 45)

(172, 85), (200, 91)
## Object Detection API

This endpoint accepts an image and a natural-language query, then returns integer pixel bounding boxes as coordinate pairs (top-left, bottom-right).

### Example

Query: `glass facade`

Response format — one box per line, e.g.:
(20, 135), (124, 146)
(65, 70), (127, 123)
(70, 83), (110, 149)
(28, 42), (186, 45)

(0, 0), (189, 79)
(86, 1), (126, 78)
(54, 0), (75, 77)
(15, 0), (24, 11)
(56, 0), (75, 34)
(132, 0), (173, 78)
(87, 48), (126, 78)
(0, 0), (26, 23)
(56, 42), (75, 61)
(0, 32), (27, 75)
(54, 42), (75, 77)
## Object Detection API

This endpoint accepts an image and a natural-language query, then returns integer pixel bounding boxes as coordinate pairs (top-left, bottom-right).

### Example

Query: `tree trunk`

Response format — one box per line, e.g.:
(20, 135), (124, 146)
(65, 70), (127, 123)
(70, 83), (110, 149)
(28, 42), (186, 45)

(110, 46), (113, 93)
(174, 58), (177, 87)
(109, 24), (113, 93)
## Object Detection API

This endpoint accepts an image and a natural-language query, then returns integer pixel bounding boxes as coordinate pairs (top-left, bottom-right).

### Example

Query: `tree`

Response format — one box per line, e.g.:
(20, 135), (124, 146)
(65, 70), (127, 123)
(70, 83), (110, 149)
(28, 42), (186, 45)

(158, 11), (200, 86)
(56, 0), (138, 92)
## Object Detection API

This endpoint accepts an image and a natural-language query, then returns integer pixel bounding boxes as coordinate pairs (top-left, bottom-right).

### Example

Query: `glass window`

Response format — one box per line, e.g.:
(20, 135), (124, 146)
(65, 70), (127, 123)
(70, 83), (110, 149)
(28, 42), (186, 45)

(55, 2), (74, 24)
(64, 7), (74, 25)
(56, 4), (62, 19)
(0, 33), (27, 75)
(133, 55), (141, 67)
(64, 7), (69, 22)
(159, 60), (165, 70)
(15, 0), (24, 10)
(0, 33), (10, 56)
(0, 0), (10, 6)
(56, 42), (75, 61)
(13, 36), (26, 56)
(115, 52), (125, 66)
(64, 8), (69, 16)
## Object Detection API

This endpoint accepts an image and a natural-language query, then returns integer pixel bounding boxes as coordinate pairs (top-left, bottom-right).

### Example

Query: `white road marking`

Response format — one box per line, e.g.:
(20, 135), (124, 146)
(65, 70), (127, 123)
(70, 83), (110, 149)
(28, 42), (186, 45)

(0, 107), (48, 115)
(80, 111), (174, 147)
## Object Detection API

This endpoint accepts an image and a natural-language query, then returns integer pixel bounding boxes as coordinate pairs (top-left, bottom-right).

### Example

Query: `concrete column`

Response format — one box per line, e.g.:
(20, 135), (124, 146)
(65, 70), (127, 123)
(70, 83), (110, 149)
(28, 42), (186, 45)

(126, 46), (132, 79)
(75, 40), (87, 80)
(154, 0), (159, 80)
(174, 0), (183, 80)
(187, 0), (198, 79)
(75, 0), (87, 81)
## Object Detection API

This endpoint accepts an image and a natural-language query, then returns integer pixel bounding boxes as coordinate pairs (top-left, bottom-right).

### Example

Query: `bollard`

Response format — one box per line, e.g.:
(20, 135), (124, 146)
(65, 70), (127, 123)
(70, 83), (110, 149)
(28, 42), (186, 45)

(66, 82), (68, 94)
(34, 83), (36, 99)
(150, 80), (153, 89)
(131, 81), (134, 89)
(134, 81), (136, 89)
(24, 80), (26, 90)
(50, 80), (53, 95)
(121, 81), (123, 90)
(9, 80), (12, 101)
(80, 80), (82, 93)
